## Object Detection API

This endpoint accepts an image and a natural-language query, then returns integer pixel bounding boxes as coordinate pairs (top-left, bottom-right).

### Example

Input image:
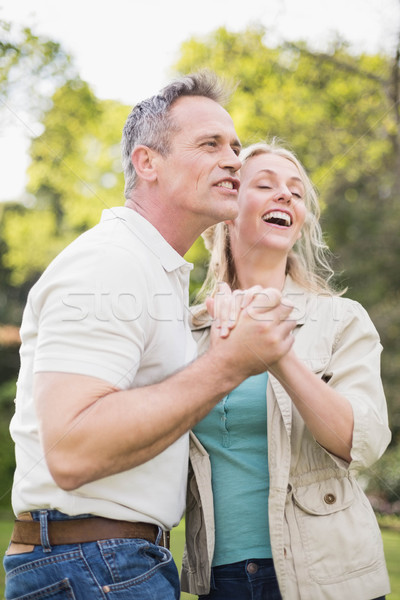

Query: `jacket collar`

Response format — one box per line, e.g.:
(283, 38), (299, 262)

(282, 276), (308, 326)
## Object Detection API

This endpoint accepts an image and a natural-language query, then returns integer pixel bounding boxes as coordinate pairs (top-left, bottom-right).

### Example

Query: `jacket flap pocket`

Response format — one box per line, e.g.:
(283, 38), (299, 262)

(292, 477), (354, 515)
(301, 356), (330, 376)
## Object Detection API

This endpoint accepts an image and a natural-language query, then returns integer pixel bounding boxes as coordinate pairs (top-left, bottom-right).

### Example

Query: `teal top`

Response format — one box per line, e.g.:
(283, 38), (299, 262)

(193, 372), (271, 566)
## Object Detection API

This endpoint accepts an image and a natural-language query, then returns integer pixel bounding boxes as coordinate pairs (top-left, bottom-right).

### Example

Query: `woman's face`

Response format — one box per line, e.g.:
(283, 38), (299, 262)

(229, 152), (307, 257)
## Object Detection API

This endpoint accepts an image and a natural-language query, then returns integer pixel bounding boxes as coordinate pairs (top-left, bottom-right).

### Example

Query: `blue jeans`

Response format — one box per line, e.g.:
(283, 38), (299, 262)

(197, 559), (386, 600)
(3, 510), (180, 599)
(198, 558), (282, 600)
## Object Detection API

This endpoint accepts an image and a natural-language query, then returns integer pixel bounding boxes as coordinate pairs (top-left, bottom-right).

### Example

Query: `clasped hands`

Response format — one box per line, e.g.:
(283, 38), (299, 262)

(207, 283), (296, 374)
(207, 282), (295, 337)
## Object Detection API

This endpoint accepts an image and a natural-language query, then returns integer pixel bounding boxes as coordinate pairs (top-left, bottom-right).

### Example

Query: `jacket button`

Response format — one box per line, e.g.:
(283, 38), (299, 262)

(324, 493), (336, 504)
(247, 562), (258, 574)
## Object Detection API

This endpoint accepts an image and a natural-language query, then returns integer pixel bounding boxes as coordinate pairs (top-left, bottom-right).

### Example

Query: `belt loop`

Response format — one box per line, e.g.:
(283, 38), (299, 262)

(155, 526), (163, 546)
(163, 530), (170, 549)
(156, 527), (170, 549)
(39, 510), (52, 552)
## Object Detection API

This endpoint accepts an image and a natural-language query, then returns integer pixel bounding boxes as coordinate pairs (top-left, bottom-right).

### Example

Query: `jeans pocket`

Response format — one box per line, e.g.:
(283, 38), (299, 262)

(97, 537), (180, 599)
(5, 577), (76, 600)
(4, 548), (83, 600)
(98, 538), (172, 584)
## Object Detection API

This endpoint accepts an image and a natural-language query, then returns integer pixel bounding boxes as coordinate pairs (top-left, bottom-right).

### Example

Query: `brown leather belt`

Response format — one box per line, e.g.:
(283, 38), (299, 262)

(11, 516), (170, 549)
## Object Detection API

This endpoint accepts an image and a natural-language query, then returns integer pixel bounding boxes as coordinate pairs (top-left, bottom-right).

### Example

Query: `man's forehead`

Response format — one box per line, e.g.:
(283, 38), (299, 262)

(171, 95), (232, 123)
(170, 96), (239, 140)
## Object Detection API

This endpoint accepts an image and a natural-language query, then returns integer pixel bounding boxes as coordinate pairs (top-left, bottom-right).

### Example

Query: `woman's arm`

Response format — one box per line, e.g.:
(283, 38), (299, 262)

(271, 299), (391, 466)
(270, 350), (354, 462)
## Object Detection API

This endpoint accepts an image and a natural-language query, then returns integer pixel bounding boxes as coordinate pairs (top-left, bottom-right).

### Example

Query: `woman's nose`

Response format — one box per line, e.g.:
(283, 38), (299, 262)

(274, 187), (292, 203)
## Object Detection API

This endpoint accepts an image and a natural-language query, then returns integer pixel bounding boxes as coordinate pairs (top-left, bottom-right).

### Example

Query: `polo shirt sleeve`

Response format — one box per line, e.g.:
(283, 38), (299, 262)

(32, 241), (151, 390)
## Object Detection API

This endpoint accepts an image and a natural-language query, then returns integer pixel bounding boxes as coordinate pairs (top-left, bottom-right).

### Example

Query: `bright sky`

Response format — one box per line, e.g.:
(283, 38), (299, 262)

(0, 0), (399, 201)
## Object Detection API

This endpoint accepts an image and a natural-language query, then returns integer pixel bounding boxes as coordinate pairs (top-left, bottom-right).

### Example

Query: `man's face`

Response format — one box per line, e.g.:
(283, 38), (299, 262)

(155, 95), (241, 230)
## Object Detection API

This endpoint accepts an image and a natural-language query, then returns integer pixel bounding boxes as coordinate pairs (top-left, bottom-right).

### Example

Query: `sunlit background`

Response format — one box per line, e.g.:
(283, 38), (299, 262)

(0, 2), (399, 596)
(1, 0), (399, 201)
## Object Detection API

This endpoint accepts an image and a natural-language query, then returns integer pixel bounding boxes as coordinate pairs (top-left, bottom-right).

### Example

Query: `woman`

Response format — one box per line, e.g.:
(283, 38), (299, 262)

(181, 142), (391, 600)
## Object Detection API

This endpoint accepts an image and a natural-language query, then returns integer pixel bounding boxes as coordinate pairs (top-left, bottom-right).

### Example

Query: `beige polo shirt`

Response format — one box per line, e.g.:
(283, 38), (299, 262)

(10, 207), (197, 529)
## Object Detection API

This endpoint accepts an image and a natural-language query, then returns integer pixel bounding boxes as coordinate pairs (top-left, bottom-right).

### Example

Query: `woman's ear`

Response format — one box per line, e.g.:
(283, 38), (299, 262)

(131, 145), (158, 182)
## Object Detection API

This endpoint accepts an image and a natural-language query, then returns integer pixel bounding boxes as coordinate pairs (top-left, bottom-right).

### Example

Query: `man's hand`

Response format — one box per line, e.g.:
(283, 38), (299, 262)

(208, 284), (296, 378)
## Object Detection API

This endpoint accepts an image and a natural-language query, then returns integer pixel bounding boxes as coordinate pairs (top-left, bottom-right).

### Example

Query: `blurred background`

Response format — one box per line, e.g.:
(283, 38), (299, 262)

(0, 0), (399, 594)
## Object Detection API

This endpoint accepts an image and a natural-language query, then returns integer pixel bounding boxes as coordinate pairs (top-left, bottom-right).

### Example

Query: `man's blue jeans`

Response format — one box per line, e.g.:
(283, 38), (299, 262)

(3, 510), (180, 599)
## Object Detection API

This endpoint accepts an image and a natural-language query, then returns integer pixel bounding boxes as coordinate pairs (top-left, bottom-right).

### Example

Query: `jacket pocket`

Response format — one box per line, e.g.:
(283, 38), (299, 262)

(291, 476), (382, 583)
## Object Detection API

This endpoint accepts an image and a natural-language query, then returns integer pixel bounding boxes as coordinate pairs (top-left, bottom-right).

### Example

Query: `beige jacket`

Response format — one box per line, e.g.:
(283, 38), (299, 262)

(181, 278), (391, 599)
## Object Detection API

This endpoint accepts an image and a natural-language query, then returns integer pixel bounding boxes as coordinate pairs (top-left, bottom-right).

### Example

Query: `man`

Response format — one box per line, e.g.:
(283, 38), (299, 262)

(5, 71), (295, 599)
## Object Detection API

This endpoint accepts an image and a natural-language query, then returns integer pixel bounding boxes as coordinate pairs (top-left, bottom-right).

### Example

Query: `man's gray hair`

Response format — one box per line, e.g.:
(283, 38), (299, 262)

(121, 70), (232, 199)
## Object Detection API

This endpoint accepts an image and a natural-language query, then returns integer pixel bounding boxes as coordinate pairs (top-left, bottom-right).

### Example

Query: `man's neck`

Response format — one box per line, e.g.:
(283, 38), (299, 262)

(125, 196), (202, 256)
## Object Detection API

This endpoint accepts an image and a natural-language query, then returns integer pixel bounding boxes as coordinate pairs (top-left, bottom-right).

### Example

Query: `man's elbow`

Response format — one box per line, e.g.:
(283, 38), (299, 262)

(45, 450), (91, 491)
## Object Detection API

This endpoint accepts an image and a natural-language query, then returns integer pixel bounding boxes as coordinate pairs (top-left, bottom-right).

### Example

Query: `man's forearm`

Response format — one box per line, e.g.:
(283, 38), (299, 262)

(35, 348), (242, 490)
(37, 297), (296, 489)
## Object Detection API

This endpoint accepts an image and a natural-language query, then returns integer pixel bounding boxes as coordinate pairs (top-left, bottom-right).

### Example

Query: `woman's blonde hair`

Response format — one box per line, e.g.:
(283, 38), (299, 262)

(195, 140), (339, 309)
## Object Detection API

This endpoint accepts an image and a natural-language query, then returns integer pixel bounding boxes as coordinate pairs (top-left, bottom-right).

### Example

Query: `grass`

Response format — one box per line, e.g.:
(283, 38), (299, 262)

(0, 517), (398, 599)
(380, 527), (400, 599)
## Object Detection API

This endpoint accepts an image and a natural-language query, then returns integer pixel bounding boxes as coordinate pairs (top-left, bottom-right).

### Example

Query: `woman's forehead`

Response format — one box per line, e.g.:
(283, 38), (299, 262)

(242, 153), (302, 181)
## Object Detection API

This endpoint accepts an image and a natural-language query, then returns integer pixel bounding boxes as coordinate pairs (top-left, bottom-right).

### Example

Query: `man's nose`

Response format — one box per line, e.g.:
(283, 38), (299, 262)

(219, 147), (242, 172)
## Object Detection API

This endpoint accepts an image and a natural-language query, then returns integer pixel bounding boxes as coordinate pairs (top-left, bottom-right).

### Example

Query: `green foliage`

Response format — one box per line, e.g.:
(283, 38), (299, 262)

(0, 19), (75, 126)
(2, 80), (129, 285)
(381, 529), (400, 599)
(0, 380), (16, 508)
(175, 28), (394, 194)
(184, 236), (209, 300)
(365, 442), (400, 505)
(0, 19), (76, 322)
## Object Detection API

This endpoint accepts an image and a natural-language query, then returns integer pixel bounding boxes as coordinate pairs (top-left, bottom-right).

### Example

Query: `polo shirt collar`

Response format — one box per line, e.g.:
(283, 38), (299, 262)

(101, 207), (192, 273)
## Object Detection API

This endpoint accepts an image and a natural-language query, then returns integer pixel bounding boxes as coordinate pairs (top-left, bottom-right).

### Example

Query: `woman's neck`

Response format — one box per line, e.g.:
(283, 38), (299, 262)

(234, 253), (287, 291)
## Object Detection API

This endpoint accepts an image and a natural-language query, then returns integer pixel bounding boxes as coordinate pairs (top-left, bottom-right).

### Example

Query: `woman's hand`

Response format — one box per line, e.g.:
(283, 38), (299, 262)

(207, 283), (293, 338)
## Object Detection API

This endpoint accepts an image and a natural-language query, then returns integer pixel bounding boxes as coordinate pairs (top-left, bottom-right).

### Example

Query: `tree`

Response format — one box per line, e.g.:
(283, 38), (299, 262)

(0, 19), (75, 129)
(2, 80), (129, 286)
(173, 27), (400, 448)
(0, 20), (76, 325)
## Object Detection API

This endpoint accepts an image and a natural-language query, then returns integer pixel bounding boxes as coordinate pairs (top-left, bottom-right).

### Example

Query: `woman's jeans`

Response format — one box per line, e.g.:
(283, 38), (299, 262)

(198, 558), (282, 600)
(3, 510), (180, 600)
(197, 558), (387, 600)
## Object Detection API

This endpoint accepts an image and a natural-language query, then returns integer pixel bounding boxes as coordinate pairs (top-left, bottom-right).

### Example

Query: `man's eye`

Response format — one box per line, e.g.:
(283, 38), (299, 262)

(205, 141), (217, 147)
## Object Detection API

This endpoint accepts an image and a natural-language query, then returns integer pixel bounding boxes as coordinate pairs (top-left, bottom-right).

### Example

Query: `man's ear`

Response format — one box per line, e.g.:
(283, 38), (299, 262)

(224, 219), (234, 226)
(131, 145), (158, 182)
